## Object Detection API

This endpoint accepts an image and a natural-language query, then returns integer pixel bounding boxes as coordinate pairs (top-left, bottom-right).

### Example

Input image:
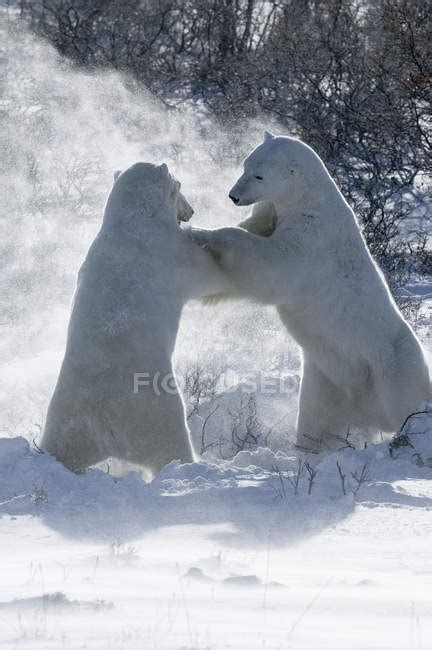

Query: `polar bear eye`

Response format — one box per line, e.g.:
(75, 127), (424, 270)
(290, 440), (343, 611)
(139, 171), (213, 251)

(255, 175), (263, 180)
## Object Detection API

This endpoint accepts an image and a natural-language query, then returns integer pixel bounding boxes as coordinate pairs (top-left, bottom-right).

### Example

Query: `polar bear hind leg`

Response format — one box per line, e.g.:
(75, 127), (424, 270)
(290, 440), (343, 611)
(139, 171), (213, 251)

(296, 359), (352, 452)
(42, 416), (108, 472)
(377, 331), (431, 433)
(109, 390), (195, 477)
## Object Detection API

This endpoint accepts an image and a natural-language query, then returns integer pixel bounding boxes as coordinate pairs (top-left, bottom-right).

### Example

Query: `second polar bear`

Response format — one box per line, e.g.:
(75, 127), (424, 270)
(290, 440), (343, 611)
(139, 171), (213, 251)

(41, 162), (231, 474)
(191, 133), (430, 450)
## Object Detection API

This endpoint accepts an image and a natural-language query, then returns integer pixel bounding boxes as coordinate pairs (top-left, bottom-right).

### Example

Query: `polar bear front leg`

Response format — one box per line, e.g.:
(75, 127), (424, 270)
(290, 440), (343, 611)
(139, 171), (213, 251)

(238, 201), (277, 237)
(189, 227), (298, 305)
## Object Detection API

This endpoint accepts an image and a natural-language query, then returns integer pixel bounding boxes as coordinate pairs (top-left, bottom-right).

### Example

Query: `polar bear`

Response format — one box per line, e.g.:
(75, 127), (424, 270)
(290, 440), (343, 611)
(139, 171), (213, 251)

(41, 162), (232, 473)
(191, 133), (431, 450)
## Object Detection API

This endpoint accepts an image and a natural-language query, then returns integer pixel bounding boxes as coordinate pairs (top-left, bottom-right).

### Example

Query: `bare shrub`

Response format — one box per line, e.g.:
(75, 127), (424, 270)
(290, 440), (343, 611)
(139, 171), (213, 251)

(226, 393), (272, 456)
(181, 362), (224, 419)
(351, 463), (370, 497)
(272, 458), (305, 497)
(305, 461), (318, 495)
(336, 460), (347, 496)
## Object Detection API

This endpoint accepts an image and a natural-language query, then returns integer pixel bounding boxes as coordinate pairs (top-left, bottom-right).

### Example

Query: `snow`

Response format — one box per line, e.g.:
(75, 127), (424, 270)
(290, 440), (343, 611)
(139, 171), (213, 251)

(1, 414), (432, 648)
(1, 11), (432, 649)
(3, 510), (432, 649)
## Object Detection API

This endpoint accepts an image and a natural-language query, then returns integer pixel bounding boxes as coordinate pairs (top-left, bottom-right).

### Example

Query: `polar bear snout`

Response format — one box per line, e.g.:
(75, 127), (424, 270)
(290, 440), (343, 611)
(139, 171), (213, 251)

(176, 191), (194, 222)
(229, 175), (257, 206)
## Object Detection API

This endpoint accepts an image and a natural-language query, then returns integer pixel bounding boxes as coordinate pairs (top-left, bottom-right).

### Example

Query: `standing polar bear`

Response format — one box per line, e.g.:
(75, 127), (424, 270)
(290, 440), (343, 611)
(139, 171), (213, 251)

(192, 133), (430, 450)
(42, 162), (231, 474)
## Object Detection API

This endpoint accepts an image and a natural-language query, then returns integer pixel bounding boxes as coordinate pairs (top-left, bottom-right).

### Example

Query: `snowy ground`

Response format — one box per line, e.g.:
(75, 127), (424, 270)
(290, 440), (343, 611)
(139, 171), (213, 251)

(1, 407), (432, 649)
(1, 13), (432, 649)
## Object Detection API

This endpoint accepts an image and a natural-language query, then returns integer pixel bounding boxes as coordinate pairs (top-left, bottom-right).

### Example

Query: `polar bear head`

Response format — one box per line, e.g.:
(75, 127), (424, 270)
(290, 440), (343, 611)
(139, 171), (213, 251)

(229, 132), (331, 211)
(105, 162), (193, 230)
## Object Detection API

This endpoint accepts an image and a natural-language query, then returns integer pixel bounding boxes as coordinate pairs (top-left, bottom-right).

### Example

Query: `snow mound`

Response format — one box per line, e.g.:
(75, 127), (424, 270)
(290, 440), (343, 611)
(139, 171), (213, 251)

(0, 592), (113, 612)
(1, 410), (432, 545)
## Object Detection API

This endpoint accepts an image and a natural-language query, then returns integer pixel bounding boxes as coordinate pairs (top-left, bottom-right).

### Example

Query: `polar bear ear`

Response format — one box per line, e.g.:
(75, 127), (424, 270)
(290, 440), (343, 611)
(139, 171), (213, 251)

(113, 170), (122, 183)
(159, 163), (169, 176)
(263, 130), (275, 142)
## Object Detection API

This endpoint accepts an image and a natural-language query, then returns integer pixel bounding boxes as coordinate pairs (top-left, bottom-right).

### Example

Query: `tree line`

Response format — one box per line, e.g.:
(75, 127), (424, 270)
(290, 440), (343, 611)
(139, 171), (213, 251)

(19, 0), (432, 293)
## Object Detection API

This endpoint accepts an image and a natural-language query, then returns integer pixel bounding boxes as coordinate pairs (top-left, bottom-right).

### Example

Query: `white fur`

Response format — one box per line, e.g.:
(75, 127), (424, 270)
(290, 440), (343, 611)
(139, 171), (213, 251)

(41, 162), (231, 473)
(191, 134), (431, 450)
